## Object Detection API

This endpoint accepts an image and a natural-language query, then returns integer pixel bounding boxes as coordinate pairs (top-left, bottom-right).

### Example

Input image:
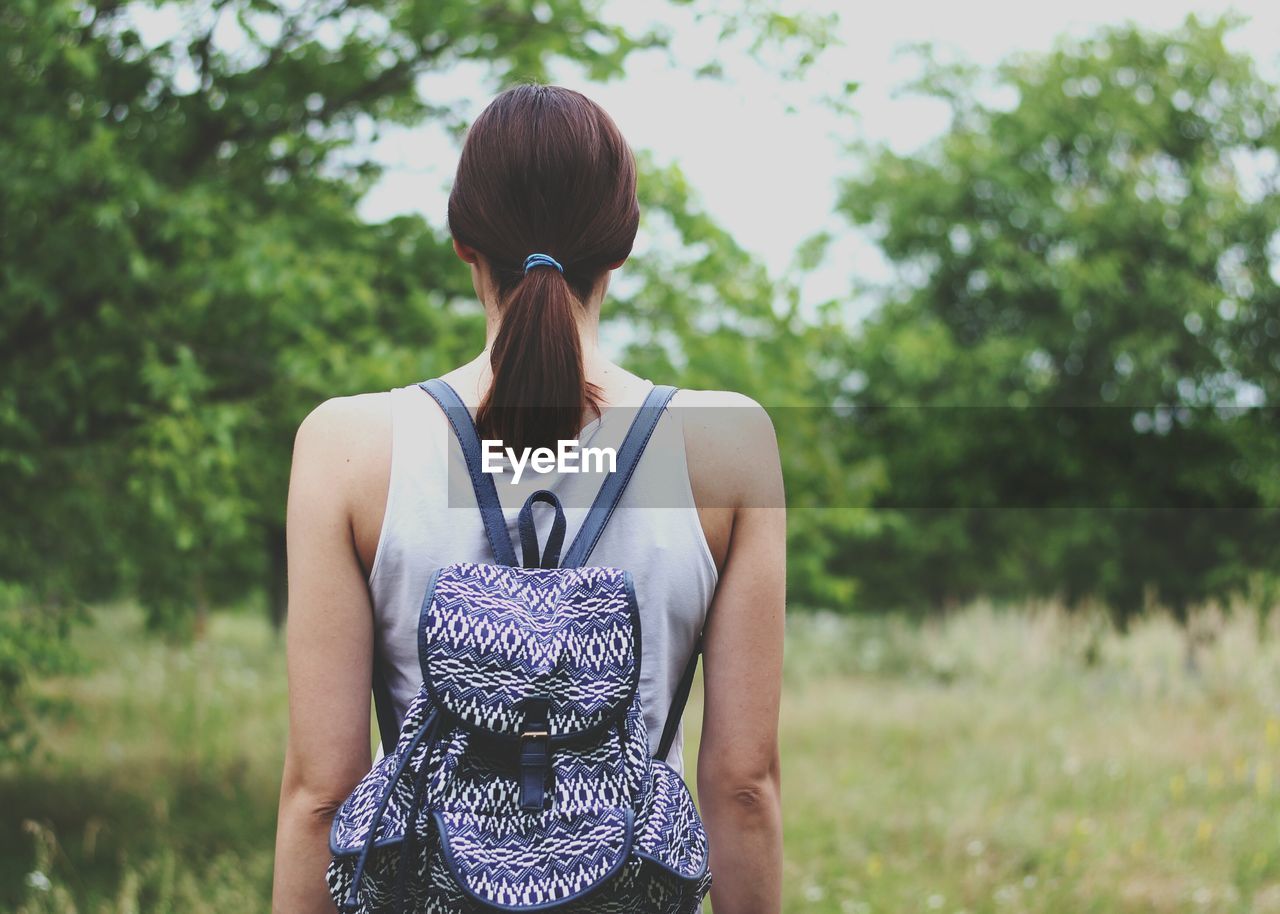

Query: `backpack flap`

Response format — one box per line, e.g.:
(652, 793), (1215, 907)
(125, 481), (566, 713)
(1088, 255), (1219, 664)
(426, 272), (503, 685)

(418, 563), (641, 744)
(434, 806), (635, 909)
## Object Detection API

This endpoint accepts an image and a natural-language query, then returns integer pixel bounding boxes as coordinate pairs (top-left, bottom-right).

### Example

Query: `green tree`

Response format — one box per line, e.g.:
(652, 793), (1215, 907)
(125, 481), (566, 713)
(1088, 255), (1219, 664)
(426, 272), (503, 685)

(827, 16), (1280, 623)
(1, 0), (670, 629)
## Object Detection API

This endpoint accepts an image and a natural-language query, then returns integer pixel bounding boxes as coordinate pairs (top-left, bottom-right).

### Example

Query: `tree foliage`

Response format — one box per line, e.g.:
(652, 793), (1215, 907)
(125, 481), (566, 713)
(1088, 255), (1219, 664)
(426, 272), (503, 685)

(829, 16), (1280, 622)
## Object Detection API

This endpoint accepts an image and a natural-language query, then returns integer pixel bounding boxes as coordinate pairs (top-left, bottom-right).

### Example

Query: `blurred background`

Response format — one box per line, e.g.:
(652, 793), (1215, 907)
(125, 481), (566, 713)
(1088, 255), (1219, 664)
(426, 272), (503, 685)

(2, 0), (1279, 911)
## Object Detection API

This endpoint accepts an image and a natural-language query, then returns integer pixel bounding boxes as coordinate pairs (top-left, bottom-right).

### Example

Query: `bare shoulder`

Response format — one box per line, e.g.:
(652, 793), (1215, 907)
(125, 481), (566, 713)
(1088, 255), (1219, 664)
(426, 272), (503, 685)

(670, 388), (782, 510)
(292, 392), (393, 509)
(295, 392), (392, 456)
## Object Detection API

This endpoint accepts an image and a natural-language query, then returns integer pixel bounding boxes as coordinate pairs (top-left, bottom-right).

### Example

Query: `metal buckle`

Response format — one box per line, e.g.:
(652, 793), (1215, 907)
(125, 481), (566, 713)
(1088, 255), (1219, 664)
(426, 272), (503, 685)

(521, 730), (549, 741)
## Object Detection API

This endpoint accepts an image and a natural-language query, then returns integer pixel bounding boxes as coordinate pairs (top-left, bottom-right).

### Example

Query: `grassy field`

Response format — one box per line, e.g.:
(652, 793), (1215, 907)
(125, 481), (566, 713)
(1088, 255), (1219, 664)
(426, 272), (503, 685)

(3, 601), (1279, 913)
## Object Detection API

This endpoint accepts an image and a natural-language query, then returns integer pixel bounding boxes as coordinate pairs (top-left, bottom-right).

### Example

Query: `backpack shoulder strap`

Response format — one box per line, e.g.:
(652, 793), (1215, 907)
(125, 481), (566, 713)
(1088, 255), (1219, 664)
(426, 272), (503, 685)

(371, 648), (399, 757)
(417, 378), (519, 567)
(560, 384), (678, 569)
(373, 377), (519, 759)
(655, 637), (701, 761)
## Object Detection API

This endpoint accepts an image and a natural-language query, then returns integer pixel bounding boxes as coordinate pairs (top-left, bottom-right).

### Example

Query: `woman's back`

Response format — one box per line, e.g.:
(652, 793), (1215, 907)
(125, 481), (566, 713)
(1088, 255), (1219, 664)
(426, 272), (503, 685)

(366, 378), (717, 775)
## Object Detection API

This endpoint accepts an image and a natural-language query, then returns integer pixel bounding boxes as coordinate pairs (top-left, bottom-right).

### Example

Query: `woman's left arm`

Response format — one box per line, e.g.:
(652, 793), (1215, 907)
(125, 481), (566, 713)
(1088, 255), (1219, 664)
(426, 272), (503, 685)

(272, 398), (384, 913)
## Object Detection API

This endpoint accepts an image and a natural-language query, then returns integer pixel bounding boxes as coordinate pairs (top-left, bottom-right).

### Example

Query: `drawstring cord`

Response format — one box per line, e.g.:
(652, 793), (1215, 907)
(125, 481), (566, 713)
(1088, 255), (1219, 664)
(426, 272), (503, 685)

(390, 731), (442, 911)
(343, 709), (440, 912)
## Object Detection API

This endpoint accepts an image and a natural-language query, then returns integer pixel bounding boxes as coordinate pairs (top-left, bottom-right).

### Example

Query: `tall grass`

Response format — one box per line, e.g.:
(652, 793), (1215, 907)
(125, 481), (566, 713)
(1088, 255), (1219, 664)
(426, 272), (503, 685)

(2, 606), (283, 913)
(4, 601), (1279, 912)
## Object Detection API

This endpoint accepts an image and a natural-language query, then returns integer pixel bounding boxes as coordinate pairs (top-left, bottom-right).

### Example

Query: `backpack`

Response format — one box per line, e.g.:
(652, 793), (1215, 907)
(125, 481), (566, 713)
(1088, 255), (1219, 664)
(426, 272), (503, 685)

(326, 378), (712, 914)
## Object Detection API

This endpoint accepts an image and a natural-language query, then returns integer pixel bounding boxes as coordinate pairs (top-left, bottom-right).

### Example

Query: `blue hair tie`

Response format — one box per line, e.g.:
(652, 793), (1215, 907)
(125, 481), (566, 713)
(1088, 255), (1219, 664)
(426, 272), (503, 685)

(523, 253), (563, 274)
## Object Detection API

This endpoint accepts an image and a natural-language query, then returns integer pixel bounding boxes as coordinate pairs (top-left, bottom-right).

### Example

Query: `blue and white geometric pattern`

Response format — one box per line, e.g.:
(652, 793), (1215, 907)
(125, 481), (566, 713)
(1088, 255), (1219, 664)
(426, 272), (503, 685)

(327, 560), (710, 913)
(421, 563), (639, 738)
(436, 807), (633, 907)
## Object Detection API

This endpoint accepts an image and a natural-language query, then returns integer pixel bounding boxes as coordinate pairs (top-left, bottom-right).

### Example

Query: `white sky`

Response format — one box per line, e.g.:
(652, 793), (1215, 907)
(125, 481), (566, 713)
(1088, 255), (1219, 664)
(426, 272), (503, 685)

(356, 0), (1280, 321)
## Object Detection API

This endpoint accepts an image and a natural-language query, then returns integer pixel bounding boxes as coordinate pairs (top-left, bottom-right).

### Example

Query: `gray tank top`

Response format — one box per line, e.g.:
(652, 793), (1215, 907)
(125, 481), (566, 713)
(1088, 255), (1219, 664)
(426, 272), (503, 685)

(366, 381), (718, 776)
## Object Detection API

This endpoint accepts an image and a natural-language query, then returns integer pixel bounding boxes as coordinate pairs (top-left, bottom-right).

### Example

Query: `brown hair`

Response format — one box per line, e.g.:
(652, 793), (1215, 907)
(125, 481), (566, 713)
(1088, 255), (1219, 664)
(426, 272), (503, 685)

(447, 83), (640, 453)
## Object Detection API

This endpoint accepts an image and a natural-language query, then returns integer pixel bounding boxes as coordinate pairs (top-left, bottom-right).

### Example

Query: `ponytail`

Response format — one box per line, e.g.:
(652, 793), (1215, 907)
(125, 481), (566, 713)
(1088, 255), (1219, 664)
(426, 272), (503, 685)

(446, 83), (639, 454)
(476, 264), (601, 453)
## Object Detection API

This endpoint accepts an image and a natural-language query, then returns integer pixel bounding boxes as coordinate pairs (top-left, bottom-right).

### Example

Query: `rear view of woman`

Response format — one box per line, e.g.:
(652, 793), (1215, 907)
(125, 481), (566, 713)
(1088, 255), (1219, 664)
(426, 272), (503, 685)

(272, 83), (785, 913)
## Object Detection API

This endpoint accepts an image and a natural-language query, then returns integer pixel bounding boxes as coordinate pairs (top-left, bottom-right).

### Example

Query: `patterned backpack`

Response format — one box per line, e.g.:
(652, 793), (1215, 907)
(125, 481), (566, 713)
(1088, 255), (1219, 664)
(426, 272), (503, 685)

(326, 379), (712, 913)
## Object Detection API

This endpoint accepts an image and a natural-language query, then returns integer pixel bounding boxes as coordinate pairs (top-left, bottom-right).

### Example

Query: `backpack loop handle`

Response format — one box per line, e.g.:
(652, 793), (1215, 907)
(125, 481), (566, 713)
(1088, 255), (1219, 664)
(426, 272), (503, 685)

(518, 490), (567, 569)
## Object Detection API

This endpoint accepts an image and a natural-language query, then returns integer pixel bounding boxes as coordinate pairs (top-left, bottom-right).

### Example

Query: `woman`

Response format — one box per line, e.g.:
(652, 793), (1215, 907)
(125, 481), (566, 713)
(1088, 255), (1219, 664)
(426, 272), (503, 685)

(271, 83), (785, 913)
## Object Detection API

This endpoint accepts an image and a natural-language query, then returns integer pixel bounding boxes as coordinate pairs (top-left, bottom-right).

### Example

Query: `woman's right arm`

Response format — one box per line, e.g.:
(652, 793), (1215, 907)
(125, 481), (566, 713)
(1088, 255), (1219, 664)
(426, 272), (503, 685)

(690, 394), (787, 913)
(272, 397), (387, 913)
